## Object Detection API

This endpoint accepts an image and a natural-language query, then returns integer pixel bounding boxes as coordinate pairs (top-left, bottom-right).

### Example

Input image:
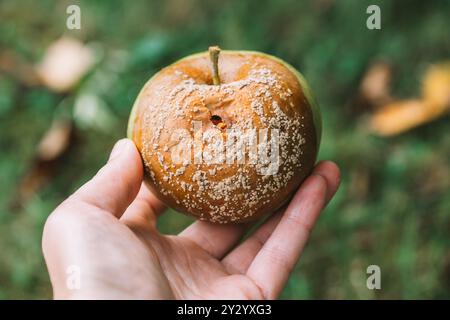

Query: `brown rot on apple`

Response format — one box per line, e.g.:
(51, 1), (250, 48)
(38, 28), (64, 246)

(127, 46), (321, 224)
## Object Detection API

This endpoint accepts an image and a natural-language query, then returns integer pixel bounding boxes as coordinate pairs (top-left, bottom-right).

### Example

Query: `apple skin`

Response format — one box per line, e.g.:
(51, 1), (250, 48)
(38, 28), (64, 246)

(127, 50), (321, 224)
(128, 51), (321, 148)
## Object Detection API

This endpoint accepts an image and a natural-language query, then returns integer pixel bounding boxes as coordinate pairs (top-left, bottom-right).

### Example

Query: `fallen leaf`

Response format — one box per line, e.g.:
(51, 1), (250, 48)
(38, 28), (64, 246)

(11, 118), (75, 209)
(368, 61), (450, 136)
(0, 49), (40, 86)
(37, 118), (73, 161)
(359, 61), (393, 107)
(368, 99), (446, 136)
(348, 60), (393, 115)
(422, 62), (450, 110)
(36, 37), (95, 92)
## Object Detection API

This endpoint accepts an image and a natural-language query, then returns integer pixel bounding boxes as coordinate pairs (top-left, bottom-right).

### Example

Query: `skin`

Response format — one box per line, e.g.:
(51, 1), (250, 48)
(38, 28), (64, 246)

(42, 139), (340, 299)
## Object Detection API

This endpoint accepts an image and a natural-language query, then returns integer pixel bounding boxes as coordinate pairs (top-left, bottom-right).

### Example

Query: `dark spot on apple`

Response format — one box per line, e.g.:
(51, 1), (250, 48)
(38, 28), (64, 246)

(210, 115), (223, 126)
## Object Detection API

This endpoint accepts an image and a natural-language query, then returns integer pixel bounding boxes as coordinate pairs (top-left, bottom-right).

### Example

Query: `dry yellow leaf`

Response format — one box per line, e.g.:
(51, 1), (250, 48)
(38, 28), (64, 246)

(369, 99), (446, 136)
(36, 37), (94, 92)
(37, 118), (73, 161)
(369, 61), (450, 136)
(422, 62), (450, 110)
(360, 61), (392, 106)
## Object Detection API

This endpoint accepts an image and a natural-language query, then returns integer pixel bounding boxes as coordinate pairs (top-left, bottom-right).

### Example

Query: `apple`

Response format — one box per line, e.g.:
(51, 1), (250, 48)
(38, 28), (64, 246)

(128, 46), (321, 223)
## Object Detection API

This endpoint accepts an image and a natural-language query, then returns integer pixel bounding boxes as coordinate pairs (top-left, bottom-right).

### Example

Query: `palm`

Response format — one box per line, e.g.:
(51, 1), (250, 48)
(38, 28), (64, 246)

(127, 226), (265, 299)
(45, 200), (266, 299)
(42, 140), (339, 300)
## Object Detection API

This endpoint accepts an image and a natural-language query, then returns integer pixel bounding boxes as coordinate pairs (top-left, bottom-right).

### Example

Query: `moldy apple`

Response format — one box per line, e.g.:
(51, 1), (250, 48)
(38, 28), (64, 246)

(128, 46), (321, 223)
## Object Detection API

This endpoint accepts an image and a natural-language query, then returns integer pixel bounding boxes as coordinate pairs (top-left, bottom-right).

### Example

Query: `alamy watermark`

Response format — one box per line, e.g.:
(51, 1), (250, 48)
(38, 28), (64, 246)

(66, 4), (81, 30)
(167, 121), (280, 176)
(66, 265), (81, 290)
(366, 264), (381, 290)
(366, 5), (381, 30)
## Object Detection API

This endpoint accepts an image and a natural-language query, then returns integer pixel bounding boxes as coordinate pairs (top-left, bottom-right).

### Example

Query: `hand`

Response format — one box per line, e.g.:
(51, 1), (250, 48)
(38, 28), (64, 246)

(42, 139), (340, 299)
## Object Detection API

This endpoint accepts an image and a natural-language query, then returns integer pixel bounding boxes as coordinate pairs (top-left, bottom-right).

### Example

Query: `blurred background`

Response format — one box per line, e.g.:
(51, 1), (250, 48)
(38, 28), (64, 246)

(0, 0), (449, 299)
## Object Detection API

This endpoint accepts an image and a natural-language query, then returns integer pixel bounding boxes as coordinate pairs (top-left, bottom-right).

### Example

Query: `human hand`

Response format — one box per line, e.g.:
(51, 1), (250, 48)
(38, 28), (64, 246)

(42, 139), (340, 299)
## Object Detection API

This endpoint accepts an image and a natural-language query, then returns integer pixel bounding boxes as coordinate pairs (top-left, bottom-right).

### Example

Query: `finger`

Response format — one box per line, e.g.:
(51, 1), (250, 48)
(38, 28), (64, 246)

(180, 162), (340, 261)
(222, 161), (340, 274)
(179, 221), (250, 259)
(222, 210), (283, 274)
(246, 173), (328, 299)
(69, 139), (143, 218)
(121, 182), (166, 227)
(314, 161), (341, 203)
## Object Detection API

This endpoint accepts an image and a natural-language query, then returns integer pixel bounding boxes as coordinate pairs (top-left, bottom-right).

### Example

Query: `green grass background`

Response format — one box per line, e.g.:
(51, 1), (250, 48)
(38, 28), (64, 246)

(0, 0), (449, 299)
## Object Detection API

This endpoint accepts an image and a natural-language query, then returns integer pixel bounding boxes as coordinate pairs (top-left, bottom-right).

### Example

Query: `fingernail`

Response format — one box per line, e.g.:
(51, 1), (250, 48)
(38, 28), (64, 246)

(109, 139), (129, 161)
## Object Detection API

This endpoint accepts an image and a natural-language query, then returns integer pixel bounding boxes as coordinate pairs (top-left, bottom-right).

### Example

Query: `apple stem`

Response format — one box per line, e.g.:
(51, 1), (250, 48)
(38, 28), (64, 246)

(209, 46), (221, 85)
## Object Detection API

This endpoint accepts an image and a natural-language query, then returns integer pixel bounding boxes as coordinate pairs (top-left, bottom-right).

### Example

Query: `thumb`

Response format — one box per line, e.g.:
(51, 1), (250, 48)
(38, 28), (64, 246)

(70, 139), (143, 217)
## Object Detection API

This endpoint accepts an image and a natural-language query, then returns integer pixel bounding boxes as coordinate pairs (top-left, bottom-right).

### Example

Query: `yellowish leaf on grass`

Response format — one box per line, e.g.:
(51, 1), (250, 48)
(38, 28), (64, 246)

(0, 50), (40, 86)
(360, 61), (392, 107)
(369, 62), (449, 136)
(36, 37), (94, 92)
(37, 119), (73, 161)
(12, 118), (74, 209)
(369, 99), (446, 136)
(422, 62), (450, 110)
